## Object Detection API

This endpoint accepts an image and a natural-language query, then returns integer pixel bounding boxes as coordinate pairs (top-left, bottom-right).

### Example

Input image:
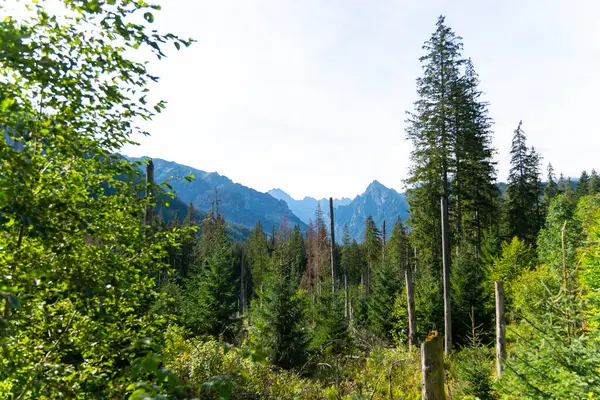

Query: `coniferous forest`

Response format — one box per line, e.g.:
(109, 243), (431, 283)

(1, 2), (600, 399)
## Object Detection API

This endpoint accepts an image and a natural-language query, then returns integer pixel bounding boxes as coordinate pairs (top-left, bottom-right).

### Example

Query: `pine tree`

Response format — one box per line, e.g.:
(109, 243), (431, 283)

(505, 121), (542, 244)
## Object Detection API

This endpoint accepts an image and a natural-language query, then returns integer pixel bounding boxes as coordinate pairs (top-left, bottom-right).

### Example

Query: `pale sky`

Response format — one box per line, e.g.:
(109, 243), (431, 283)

(122, 0), (600, 200)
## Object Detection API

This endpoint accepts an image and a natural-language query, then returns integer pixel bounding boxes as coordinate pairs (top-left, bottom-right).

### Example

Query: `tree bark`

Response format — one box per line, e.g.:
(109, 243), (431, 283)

(421, 332), (446, 400)
(145, 159), (154, 226)
(329, 197), (336, 294)
(495, 281), (506, 378)
(441, 196), (452, 354)
(406, 251), (416, 346)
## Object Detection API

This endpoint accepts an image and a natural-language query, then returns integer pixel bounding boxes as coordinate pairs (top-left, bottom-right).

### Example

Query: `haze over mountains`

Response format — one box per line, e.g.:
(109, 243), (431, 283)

(269, 183), (409, 241)
(131, 156), (410, 242)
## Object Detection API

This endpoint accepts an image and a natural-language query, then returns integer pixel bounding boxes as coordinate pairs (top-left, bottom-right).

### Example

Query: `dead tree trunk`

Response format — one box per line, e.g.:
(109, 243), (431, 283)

(240, 249), (246, 316)
(382, 220), (387, 262)
(344, 274), (349, 319)
(441, 196), (452, 354)
(495, 281), (506, 378)
(421, 332), (445, 400)
(145, 159), (154, 226)
(329, 197), (336, 294)
(406, 249), (416, 346)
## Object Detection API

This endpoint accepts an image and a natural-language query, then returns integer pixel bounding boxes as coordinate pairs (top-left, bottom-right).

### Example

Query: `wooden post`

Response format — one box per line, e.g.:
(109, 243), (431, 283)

(495, 281), (506, 378)
(406, 249), (416, 346)
(145, 159), (154, 226)
(441, 196), (451, 354)
(329, 197), (336, 294)
(421, 332), (445, 400)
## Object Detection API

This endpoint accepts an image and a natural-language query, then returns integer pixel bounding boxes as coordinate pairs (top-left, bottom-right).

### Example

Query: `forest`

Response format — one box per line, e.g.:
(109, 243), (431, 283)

(1, 1), (599, 399)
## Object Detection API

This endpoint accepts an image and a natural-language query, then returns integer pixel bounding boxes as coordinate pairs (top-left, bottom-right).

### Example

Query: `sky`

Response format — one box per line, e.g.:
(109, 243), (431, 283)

(122, 0), (600, 200)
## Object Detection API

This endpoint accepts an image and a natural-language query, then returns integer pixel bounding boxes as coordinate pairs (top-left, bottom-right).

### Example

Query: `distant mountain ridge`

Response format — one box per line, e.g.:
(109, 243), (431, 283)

(128, 156), (306, 232)
(128, 156), (409, 242)
(270, 180), (410, 242)
(267, 189), (352, 224)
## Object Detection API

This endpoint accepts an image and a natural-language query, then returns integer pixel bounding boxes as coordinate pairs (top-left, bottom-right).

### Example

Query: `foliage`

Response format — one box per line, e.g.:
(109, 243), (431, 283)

(250, 266), (309, 370)
(505, 121), (543, 244)
(0, 0), (190, 396)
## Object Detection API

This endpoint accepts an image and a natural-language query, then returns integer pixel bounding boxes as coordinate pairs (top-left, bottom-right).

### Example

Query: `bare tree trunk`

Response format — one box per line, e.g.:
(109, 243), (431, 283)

(421, 332), (446, 400)
(441, 196), (452, 354)
(475, 210), (481, 260)
(495, 281), (506, 378)
(145, 159), (154, 226)
(329, 198), (336, 294)
(406, 251), (416, 346)
(344, 274), (349, 323)
(382, 220), (387, 262)
(240, 249), (245, 316)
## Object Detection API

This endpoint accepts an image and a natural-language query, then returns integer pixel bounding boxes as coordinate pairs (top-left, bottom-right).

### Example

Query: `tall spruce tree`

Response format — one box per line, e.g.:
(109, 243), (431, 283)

(450, 59), (498, 242)
(589, 169), (600, 195)
(253, 259), (309, 369)
(246, 220), (270, 297)
(368, 260), (401, 340)
(576, 170), (591, 199)
(186, 211), (237, 337)
(364, 216), (382, 297)
(544, 164), (559, 204)
(505, 121), (542, 244)
(406, 15), (465, 280)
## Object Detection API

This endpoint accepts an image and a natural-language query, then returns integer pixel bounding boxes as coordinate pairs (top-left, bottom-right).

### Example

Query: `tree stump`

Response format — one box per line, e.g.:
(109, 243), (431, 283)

(421, 331), (445, 400)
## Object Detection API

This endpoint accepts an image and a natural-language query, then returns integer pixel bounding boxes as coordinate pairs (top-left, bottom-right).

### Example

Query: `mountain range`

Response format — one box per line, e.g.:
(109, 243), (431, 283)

(129, 157), (306, 232)
(267, 189), (352, 224)
(129, 156), (410, 242)
(269, 182), (409, 241)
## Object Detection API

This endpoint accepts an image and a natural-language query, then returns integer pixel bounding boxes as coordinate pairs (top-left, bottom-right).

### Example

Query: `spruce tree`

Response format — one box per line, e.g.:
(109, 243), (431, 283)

(450, 58), (498, 242)
(287, 225), (307, 283)
(186, 211), (237, 337)
(368, 260), (401, 340)
(253, 261), (309, 369)
(246, 220), (270, 297)
(406, 15), (465, 279)
(576, 170), (591, 199)
(544, 163), (559, 204)
(589, 169), (600, 195)
(364, 216), (382, 296)
(505, 121), (542, 244)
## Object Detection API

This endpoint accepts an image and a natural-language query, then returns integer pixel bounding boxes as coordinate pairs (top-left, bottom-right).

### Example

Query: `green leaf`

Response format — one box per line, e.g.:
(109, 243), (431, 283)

(143, 12), (154, 23)
(184, 173), (195, 182)
(1, 98), (15, 110)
